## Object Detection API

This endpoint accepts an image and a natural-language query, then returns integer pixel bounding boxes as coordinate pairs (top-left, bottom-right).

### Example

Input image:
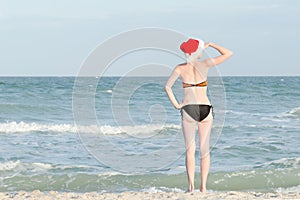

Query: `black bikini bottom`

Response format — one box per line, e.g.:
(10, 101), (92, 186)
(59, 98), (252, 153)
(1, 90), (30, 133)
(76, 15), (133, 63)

(181, 104), (213, 122)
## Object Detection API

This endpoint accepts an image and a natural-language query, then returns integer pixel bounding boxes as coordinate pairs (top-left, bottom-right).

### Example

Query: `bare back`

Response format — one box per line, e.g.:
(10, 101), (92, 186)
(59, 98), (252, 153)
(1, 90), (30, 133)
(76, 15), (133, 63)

(178, 61), (211, 106)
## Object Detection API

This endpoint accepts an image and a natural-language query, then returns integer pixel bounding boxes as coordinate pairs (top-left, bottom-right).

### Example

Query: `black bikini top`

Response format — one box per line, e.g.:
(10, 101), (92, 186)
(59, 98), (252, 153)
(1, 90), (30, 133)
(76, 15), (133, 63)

(182, 80), (207, 88)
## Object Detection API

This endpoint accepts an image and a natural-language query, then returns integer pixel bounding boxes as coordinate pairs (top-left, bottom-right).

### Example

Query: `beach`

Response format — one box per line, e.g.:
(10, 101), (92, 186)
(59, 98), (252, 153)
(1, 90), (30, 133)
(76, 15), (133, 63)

(1, 190), (300, 200)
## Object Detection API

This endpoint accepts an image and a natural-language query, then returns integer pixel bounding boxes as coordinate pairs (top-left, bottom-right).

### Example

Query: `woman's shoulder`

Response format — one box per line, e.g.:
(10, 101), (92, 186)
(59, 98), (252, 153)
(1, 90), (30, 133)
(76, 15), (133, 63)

(177, 62), (188, 67)
(174, 63), (187, 74)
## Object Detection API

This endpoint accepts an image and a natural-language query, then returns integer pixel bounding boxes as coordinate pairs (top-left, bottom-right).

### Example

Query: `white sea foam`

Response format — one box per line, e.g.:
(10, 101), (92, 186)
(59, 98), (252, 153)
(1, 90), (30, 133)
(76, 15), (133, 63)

(256, 157), (300, 169)
(31, 162), (53, 170)
(0, 121), (180, 134)
(0, 160), (103, 173)
(275, 185), (300, 193)
(227, 107), (300, 122)
(267, 107), (300, 121)
(258, 107), (300, 125)
(225, 110), (264, 116)
(141, 186), (185, 193)
(260, 117), (291, 123)
(287, 107), (300, 116)
(98, 124), (180, 135)
(0, 160), (52, 172)
(96, 171), (128, 176)
(0, 160), (21, 171)
(0, 121), (78, 133)
(225, 110), (249, 115)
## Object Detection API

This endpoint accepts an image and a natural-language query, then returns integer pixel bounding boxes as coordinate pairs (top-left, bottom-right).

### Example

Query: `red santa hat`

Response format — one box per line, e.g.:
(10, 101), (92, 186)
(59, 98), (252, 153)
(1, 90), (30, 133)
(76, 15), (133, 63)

(180, 39), (200, 55)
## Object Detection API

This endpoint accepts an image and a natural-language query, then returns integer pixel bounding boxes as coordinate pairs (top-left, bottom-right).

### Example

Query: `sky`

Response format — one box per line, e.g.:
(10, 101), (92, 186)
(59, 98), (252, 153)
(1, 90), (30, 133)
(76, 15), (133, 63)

(0, 0), (299, 76)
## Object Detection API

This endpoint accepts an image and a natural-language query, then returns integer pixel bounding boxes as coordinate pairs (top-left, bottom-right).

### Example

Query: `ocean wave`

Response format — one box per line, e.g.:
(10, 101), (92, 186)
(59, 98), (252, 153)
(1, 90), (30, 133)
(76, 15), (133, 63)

(286, 107), (300, 116)
(226, 107), (300, 123)
(0, 160), (102, 173)
(275, 185), (300, 193)
(141, 186), (184, 193)
(256, 157), (300, 169)
(0, 121), (77, 134)
(0, 160), (53, 175)
(0, 160), (21, 171)
(260, 106), (300, 122)
(2, 121), (296, 135)
(225, 110), (254, 116)
(0, 162), (299, 193)
(265, 107), (300, 121)
(214, 123), (299, 129)
(0, 121), (180, 134)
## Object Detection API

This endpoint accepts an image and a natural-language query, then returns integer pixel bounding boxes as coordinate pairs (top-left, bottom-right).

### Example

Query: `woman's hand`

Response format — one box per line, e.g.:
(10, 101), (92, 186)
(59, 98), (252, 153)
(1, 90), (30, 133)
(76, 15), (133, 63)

(175, 103), (183, 110)
(205, 42), (233, 65)
(204, 42), (211, 49)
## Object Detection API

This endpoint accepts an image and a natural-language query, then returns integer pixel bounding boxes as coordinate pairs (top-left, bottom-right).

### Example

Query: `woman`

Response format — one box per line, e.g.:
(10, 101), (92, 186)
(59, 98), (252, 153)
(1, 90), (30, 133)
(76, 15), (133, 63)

(164, 38), (233, 193)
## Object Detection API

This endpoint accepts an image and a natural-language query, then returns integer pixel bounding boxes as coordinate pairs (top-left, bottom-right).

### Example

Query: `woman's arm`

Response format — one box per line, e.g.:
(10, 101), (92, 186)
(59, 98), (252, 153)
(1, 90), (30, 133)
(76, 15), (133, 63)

(203, 42), (233, 67)
(164, 67), (182, 110)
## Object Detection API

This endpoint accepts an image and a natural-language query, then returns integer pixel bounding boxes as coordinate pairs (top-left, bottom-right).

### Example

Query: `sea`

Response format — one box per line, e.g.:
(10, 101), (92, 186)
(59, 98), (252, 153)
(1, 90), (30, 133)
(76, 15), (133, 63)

(0, 76), (299, 193)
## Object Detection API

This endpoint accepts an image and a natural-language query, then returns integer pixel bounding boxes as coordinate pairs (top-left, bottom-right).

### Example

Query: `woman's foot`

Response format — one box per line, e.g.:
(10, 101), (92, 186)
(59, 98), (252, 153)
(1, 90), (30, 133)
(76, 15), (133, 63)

(185, 185), (194, 194)
(200, 184), (206, 193)
(185, 189), (194, 194)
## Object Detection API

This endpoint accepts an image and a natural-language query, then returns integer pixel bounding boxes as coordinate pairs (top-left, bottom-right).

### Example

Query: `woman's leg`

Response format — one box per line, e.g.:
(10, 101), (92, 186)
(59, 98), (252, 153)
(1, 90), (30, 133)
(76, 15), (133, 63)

(181, 109), (197, 192)
(198, 109), (213, 193)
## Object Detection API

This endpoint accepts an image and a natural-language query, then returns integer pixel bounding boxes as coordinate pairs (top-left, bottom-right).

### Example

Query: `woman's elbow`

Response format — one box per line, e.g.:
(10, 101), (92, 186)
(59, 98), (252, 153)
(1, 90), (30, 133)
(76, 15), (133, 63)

(164, 86), (171, 93)
(228, 50), (233, 57)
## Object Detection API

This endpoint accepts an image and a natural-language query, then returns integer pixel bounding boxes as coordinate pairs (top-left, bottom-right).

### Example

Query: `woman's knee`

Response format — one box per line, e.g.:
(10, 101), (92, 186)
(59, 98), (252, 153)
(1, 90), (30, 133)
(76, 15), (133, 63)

(199, 144), (210, 158)
(186, 142), (196, 154)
